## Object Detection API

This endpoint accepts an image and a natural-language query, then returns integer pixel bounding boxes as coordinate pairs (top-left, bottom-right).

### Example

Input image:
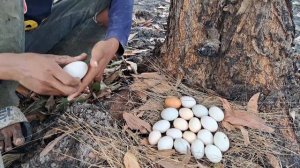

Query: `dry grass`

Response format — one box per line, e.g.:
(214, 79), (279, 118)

(54, 61), (299, 168)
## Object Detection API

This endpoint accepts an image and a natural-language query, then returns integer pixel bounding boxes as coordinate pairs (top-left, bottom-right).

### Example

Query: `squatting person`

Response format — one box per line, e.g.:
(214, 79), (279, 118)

(0, 0), (133, 154)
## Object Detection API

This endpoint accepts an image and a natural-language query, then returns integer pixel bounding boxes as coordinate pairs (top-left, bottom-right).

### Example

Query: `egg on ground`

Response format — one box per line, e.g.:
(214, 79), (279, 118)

(148, 130), (161, 145)
(182, 131), (197, 143)
(161, 108), (179, 121)
(208, 106), (224, 122)
(188, 117), (201, 133)
(214, 132), (230, 152)
(191, 139), (205, 159)
(205, 145), (223, 163)
(180, 96), (196, 108)
(201, 116), (218, 132)
(173, 118), (189, 131)
(153, 120), (170, 133)
(192, 104), (208, 117)
(157, 136), (174, 150)
(197, 129), (214, 145)
(165, 96), (182, 108)
(179, 108), (194, 120)
(174, 138), (190, 154)
(166, 128), (183, 139)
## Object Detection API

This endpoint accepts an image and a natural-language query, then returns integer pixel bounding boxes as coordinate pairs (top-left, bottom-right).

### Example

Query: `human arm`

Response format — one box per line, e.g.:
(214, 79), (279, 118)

(68, 0), (134, 100)
(0, 53), (87, 95)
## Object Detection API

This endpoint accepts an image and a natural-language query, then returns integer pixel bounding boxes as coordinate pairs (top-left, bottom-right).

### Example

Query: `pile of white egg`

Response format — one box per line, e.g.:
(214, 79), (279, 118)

(148, 96), (230, 163)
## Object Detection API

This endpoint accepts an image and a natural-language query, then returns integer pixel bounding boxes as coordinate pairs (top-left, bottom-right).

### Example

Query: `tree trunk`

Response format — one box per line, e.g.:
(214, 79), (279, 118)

(161, 0), (294, 99)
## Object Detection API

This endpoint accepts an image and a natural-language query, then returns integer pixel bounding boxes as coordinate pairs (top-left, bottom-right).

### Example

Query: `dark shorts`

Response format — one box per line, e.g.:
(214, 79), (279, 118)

(0, 0), (110, 108)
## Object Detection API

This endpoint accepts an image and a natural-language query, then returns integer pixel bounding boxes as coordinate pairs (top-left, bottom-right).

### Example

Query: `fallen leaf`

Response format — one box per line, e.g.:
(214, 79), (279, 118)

(150, 81), (173, 94)
(157, 150), (176, 157)
(45, 96), (55, 112)
(221, 121), (236, 131)
(182, 151), (191, 164)
(266, 154), (281, 168)
(237, 126), (250, 146)
(132, 72), (165, 80)
(124, 151), (140, 168)
(157, 158), (185, 168)
(134, 91), (148, 103)
(247, 93), (260, 113)
(220, 98), (274, 133)
(140, 138), (149, 145)
(40, 133), (67, 157)
(123, 112), (151, 133)
(138, 98), (163, 111)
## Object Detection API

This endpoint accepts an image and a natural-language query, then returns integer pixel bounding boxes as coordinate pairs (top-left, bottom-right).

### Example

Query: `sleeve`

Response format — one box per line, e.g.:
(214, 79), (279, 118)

(105, 0), (134, 56)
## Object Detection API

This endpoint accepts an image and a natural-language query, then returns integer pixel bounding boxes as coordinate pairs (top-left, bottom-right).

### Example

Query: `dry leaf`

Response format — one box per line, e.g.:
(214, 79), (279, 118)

(221, 121), (236, 131)
(138, 98), (163, 111)
(124, 151), (140, 168)
(220, 98), (274, 133)
(157, 158), (185, 168)
(134, 91), (148, 102)
(157, 150), (176, 157)
(132, 72), (164, 80)
(266, 154), (281, 168)
(45, 96), (55, 112)
(237, 126), (250, 146)
(247, 93), (260, 113)
(140, 138), (149, 145)
(40, 133), (67, 157)
(150, 81), (173, 94)
(123, 112), (151, 133)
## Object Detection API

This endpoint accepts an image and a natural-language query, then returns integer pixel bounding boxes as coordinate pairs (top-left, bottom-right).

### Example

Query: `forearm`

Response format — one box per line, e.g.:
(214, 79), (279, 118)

(106, 0), (133, 55)
(0, 53), (20, 81)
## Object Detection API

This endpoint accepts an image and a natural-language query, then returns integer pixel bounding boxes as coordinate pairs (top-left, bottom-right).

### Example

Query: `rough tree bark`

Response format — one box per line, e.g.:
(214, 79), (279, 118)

(161, 0), (294, 99)
(160, 0), (299, 164)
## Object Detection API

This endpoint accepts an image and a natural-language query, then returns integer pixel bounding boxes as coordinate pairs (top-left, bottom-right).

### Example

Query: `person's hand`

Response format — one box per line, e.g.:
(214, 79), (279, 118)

(13, 53), (87, 95)
(67, 38), (119, 101)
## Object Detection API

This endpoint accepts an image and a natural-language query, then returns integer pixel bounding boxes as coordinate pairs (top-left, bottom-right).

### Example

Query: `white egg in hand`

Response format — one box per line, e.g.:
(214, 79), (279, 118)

(174, 138), (190, 154)
(192, 104), (208, 117)
(161, 108), (179, 121)
(209, 106), (224, 122)
(157, 136), (174, 150)
(188, 117), (201, 133)
(148, 130), (161, 145)
(166, 128), (182, 139)
(197, 129), (214, 145)
(214, 132), (230, 152)
(180, 96), (196, 108)
(205, 145), (223, 163)
(191, 139), (205, 159)
(201, 116), (218, 132)
(63, 61), (88, 79)
(153, 120), (170, 133)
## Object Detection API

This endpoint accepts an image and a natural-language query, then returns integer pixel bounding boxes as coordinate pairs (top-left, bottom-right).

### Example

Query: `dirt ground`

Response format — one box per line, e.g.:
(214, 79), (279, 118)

(7, 0), (300, 167)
